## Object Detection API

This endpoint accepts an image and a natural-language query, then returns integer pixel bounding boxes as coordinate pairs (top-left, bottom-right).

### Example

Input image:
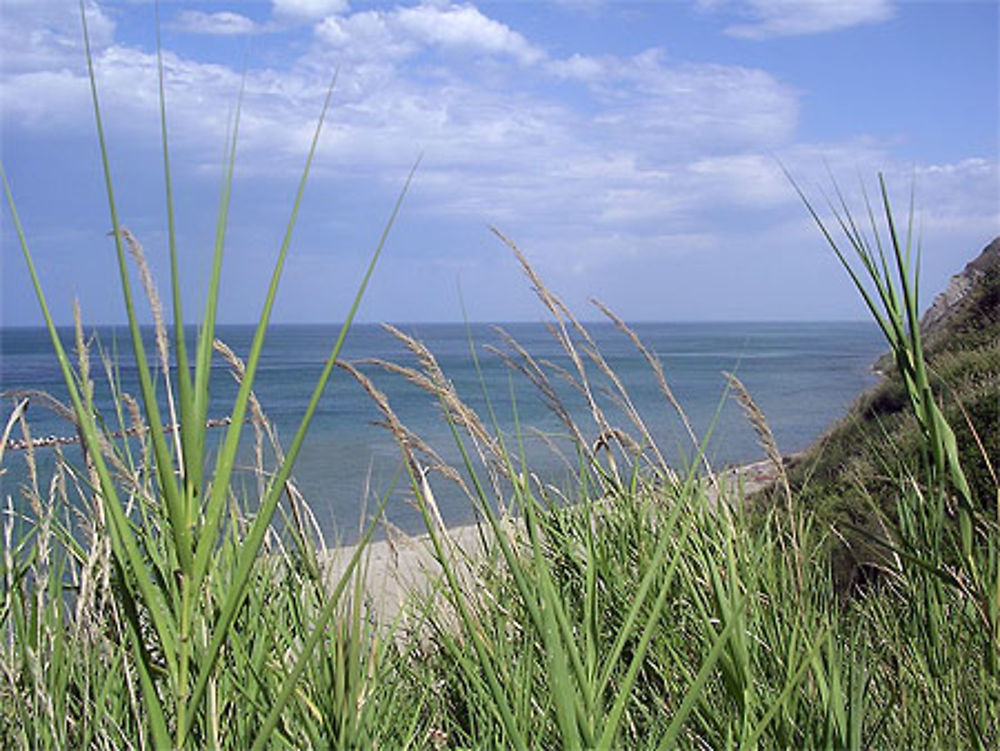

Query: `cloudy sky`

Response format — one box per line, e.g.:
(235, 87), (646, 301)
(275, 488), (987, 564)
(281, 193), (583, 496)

(1, 0), (997, 325)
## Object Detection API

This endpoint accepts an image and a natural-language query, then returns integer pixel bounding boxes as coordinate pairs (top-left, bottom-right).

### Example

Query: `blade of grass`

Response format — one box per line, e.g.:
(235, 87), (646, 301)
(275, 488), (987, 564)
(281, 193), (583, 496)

(248, 497), (387, 751)
(79, 0), (189, 572)
(190, 73), (338, 595)
(2, 165), (180, 685)
(154, 1), (195, 503)
(184, 160), (419, 742)
(189, 67), (247, 515)
(655, 595), (750, 751)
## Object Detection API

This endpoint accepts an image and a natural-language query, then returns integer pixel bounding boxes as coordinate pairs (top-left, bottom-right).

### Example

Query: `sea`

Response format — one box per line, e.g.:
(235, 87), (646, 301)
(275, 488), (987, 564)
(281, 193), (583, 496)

(1, 322), (884, 543)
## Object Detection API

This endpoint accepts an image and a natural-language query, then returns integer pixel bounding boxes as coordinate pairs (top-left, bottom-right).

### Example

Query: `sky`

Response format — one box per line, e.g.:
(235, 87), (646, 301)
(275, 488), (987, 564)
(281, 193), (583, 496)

(1, 0), (997, 325)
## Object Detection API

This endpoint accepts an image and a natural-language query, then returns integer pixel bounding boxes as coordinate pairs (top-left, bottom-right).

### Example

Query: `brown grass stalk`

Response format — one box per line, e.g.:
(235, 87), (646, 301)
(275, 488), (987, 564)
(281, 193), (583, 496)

(116, 227), (183, 466)
(592, 298), (710, 484)
(490, 228), (619, 457)
(213, 337), (327, 552)
(724, 372), (801, 586)
(335, 359), (453, 540)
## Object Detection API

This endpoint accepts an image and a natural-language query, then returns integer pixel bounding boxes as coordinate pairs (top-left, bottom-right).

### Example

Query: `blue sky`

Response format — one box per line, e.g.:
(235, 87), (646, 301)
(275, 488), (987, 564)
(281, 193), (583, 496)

(2, 0), (997, 325)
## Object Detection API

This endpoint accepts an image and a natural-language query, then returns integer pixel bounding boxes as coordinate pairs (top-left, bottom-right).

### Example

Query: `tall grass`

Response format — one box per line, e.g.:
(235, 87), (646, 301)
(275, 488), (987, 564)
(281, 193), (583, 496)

(793, 172), (1000, 710)
(342, 214), (995, 747)
(2, 7), (998, 747)
(1, 2), (411, 746)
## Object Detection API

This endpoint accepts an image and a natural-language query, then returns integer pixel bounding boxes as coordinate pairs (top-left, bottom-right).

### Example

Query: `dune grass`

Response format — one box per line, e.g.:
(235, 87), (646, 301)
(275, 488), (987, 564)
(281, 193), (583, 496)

(2, 7), (998, 748)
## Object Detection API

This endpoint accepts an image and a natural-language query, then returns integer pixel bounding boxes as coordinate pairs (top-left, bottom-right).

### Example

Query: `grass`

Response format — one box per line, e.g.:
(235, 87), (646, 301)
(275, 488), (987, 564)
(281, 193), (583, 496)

(781, 260), (999, 583)
(1, 7), (998, 748)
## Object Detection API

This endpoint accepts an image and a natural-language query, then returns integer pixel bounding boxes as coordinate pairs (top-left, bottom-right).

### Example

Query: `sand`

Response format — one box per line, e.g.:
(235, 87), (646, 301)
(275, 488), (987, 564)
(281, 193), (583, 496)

(319, 458), (783, 621)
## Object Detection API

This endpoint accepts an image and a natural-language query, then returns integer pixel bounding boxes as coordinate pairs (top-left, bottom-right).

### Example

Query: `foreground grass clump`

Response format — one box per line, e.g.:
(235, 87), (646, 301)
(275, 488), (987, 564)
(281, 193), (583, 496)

(3, 256), (998, 747)
(2, 6), (410, 746)
(354, 213), (996, 748)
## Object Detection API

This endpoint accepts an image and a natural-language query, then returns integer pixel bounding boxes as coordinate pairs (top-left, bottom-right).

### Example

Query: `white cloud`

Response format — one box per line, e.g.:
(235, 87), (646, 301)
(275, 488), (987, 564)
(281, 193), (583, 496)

(393, 4), (544, 65)
(314, 3), (544, 65)
(686, 154), (789, 207)
(912, 158), (1000, 236)
(172, 10), (258, 36)
(714, 0), (895, 39)
(546, 53), (607, 83)
(315, 11), (417, 61)
(2, 0), (992, 322)
(0, 69), (93, 128)
(0, 3), (801, 230)
(0, 0), (114, 74)
(272, 0), (350, 22)
(549, 50), (799, 151)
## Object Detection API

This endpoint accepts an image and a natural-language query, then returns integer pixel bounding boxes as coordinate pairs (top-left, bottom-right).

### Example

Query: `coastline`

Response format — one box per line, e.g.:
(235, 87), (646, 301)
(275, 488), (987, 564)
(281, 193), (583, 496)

(320, 457), (783, 620)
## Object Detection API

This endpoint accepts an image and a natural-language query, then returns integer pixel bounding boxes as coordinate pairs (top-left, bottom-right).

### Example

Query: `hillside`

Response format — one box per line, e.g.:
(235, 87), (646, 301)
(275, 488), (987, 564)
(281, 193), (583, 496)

(785, 237), (1000, 587)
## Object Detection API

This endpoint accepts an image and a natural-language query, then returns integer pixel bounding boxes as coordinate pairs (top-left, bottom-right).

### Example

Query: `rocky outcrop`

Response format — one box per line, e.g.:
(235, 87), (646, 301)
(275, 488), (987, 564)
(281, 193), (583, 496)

(872, 236), (999, 374)
(919, 236), (1000, 343)
(789, 235), (1000, 592)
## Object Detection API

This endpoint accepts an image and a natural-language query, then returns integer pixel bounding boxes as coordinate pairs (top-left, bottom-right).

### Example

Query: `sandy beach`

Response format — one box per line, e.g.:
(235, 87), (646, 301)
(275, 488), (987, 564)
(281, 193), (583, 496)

(321, 458), (782, 620)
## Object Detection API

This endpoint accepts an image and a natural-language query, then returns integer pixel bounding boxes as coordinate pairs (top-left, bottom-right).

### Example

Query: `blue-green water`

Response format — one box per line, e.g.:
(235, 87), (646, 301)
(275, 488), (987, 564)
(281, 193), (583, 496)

(1, 322), (883, 541)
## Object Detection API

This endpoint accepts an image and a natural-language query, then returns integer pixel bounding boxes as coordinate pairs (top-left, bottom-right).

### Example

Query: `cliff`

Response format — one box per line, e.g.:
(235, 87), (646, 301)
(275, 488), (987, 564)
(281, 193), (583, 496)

(872, 236), (1000, 372)
(920, 236), (1000, 338)
(782, 236), (1000, 589)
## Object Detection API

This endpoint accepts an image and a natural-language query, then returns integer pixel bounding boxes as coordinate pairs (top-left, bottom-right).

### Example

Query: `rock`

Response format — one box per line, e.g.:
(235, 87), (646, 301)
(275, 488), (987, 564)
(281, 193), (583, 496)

(873, 235), (1000, 372)
(919, 236), (1000, 337)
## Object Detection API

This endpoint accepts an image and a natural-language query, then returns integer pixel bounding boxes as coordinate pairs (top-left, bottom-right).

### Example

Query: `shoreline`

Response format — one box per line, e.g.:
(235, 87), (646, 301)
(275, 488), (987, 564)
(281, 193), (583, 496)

(320, 457), (784, 619)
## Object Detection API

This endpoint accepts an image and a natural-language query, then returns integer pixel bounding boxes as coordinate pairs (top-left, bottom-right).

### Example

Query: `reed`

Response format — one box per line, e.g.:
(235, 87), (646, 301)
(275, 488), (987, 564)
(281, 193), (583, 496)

(1, 1), (411, 745)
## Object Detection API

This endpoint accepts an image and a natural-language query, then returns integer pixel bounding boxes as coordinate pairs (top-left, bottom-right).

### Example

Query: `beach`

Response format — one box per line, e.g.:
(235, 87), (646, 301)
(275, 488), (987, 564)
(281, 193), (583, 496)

(320, 458), (784, 620)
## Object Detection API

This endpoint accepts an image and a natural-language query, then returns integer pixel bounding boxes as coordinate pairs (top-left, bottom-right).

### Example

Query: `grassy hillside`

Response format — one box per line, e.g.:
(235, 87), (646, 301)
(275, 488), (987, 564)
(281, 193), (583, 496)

(783, 237), (1000, 589)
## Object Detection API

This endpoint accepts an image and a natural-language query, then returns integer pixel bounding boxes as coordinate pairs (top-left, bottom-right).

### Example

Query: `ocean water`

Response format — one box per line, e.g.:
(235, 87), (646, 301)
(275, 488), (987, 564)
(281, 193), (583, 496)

(1, 322), (883, 541)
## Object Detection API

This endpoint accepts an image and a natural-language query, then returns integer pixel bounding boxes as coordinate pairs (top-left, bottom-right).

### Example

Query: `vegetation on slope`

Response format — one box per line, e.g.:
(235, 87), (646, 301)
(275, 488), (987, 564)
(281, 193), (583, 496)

(783, 237), (999, 589)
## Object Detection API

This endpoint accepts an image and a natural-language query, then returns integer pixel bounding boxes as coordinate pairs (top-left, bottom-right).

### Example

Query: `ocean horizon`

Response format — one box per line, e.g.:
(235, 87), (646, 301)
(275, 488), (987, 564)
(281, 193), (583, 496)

(1, 321), (884, 542)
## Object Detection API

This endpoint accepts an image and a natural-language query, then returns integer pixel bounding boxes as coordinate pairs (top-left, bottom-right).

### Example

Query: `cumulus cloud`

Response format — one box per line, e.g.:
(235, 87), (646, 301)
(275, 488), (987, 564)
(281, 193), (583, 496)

(393, 4), (544, 65)
(0, 1), (812, 226)
(546, 53), (606, 83)
(703, 0), (895, 39)
(911, 158), (1000, 235)
(314, 3), (544, 65)
(272, 0), (350, 22)
(315, 11), (418, 61)
(2, 0), (991, 320)
(0, 0), (114, 74)
(686, 154), (789, 207)
(172, 10), (258, 36)
(548, 49), (799, 152)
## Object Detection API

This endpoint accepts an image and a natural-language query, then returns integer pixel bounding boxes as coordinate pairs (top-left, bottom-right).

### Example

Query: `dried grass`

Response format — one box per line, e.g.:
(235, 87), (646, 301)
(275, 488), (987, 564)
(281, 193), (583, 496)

(213, 337), (327, 552)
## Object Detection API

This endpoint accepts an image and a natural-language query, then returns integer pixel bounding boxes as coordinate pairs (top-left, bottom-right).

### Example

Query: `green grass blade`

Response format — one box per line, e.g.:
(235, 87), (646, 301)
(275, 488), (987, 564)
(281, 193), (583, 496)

(191, 75), (338, 593)
(742, 627), (828, 748)
(2, 162), (180, 680)
(410, 458), (530, 751)
(184, 161), (418, 740)
(595, 461), (709, 701)
(596, 497), (697, 751)
(782, 166), (894, 344)
(80, 0), (189, 570)
(155, 1), (195, 505)
(190, 80), (246, 506)
(248, 503), (386, 751)
(123, 590), (173, 747)
(656, 595), (749, 750)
